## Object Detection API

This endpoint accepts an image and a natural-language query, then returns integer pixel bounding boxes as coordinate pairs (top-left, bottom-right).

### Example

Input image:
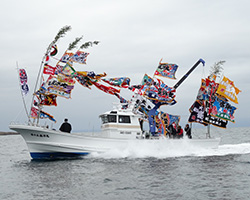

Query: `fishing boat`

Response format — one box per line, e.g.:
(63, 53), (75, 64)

(9, 26), (240, 160)
(9, 98), (221, 159)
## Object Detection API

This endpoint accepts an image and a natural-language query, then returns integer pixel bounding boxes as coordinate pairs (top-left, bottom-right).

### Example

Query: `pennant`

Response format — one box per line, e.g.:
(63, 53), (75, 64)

(19, 69), (27, 84)
(19, 69), (29, 95)
(211, 96), (237, 122)
(43, 64), (56, 75)
(217, 76), (241, 104)
(70, 50), (89, 64)
(93, 82), (120, 95)
(40, 110), (56, 122)
(154, 60), (178, 79)
(102, 77), (130, 88)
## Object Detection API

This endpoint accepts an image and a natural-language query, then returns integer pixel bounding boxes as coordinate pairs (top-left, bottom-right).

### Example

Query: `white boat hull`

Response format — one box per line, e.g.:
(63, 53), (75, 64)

(9, 124), (221, 159)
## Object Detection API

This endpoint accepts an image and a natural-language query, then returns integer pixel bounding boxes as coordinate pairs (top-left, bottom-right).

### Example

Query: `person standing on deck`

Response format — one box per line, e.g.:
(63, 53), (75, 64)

(184, 124), (192, 139)
(59, 118), (72, 133)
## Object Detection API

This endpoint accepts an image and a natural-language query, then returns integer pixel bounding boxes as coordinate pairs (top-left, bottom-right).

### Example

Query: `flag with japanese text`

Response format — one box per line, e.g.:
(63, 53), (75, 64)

(70, 50), (89, 64)
(216, 76), (241, 104)
(154, 60), (178, 79)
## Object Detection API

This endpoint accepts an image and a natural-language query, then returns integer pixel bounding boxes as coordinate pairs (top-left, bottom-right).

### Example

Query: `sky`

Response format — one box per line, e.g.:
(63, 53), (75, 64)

(1, 0), (249, 132)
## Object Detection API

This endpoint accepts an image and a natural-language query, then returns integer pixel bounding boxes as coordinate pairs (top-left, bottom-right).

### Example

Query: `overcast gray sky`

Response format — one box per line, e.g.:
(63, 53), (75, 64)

(1, 0), (249, 132)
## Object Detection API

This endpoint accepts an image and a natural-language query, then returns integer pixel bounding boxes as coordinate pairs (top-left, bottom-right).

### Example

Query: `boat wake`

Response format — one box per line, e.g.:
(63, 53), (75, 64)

(89, 141), (250, 159)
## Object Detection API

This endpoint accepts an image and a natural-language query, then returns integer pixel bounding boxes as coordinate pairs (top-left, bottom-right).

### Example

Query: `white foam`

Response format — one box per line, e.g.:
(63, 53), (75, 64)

(89, 140), (250, 159)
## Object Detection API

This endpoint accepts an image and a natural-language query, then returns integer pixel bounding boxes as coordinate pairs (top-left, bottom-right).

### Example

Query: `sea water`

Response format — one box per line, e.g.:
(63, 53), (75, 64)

(1, 127), (250, 200)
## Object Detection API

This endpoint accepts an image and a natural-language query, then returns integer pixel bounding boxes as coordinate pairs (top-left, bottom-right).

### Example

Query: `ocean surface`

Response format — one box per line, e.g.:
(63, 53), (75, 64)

(1, 127), (250, 200)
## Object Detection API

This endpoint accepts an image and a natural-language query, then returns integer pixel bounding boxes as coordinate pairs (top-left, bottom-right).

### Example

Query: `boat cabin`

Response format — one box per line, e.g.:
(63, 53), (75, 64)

(99, 110), (142, 139)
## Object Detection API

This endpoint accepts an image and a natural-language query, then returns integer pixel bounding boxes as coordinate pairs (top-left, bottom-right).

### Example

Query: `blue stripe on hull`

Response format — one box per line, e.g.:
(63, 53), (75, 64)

(30, 152), (89, 160)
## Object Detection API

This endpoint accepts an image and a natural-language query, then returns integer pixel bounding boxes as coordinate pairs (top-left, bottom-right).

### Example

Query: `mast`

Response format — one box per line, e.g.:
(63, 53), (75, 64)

(28, 25), (72, 124)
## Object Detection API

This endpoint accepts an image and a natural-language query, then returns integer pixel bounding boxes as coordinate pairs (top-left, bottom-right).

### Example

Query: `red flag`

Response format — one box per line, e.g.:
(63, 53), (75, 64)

(93, 82), (120, 95)
(43, 64), (56, 75)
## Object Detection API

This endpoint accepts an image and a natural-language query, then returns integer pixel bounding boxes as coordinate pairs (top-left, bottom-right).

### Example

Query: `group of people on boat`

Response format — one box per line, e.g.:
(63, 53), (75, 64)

(166, 123), (192, 139)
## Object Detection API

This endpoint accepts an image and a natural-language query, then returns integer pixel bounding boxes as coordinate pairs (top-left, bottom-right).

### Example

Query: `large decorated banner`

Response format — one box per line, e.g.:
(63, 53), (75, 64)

(188, 101), (207, 125)
(211, 96), (236, 122)
(217, 76), (241, 104)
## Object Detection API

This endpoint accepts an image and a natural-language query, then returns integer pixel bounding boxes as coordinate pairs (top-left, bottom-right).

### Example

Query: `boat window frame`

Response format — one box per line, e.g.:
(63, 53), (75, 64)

(100, 114), (117, 124)
(118, 115), (131, 124)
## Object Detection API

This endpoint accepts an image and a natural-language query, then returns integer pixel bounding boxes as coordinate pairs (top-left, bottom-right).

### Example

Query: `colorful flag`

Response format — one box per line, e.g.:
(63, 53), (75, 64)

(160, 112), (180, 128)
(70, 50), (89, 64)
(74, 74), (94, 89)
(211, 96), (237, 122)
(43, 64), (56, 75)
(62, 63), (76, 76)
(154, 60), (178, 79)
(19, 69), (27, 84)
(217, 76), (241, 104)
(57, 73), (75, 85)
(196, 79), (208, 101)
(203, 110), (228, 128)
(141, 74), (154, 86)
(60, 51), (74, 63)
(188, 101), (207, 125)
(102, 77), (130, 88)
(37, 93), (57, 106)
(19, 69), (29, 95)
(93, 82), (120, 95)
(30, 107), (38, 118)
(144, 83), (176, 103)
(46, 75), (74, 98)
(77, 71), (106, 80)
(40, 110), (56, 122)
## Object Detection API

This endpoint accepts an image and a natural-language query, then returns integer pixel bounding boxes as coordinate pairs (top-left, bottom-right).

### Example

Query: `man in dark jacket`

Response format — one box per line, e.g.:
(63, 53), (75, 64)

(59, 118), (72, 133)
(184, 124), (192, 139)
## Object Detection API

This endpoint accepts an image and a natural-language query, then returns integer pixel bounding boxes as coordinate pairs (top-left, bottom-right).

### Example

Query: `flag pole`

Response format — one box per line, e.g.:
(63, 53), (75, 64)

(16, 62), (31, 122)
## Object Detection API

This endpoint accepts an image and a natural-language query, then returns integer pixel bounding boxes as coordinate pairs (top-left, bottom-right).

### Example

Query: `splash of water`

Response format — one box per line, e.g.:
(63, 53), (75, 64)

(89, 139), (250, 159)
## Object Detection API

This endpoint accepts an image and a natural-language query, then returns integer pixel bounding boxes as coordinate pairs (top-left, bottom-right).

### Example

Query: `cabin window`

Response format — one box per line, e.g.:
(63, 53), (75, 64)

(108, 115), (117, 123)
(101, 115), (117, 124)
(118, 115), (131, 123)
